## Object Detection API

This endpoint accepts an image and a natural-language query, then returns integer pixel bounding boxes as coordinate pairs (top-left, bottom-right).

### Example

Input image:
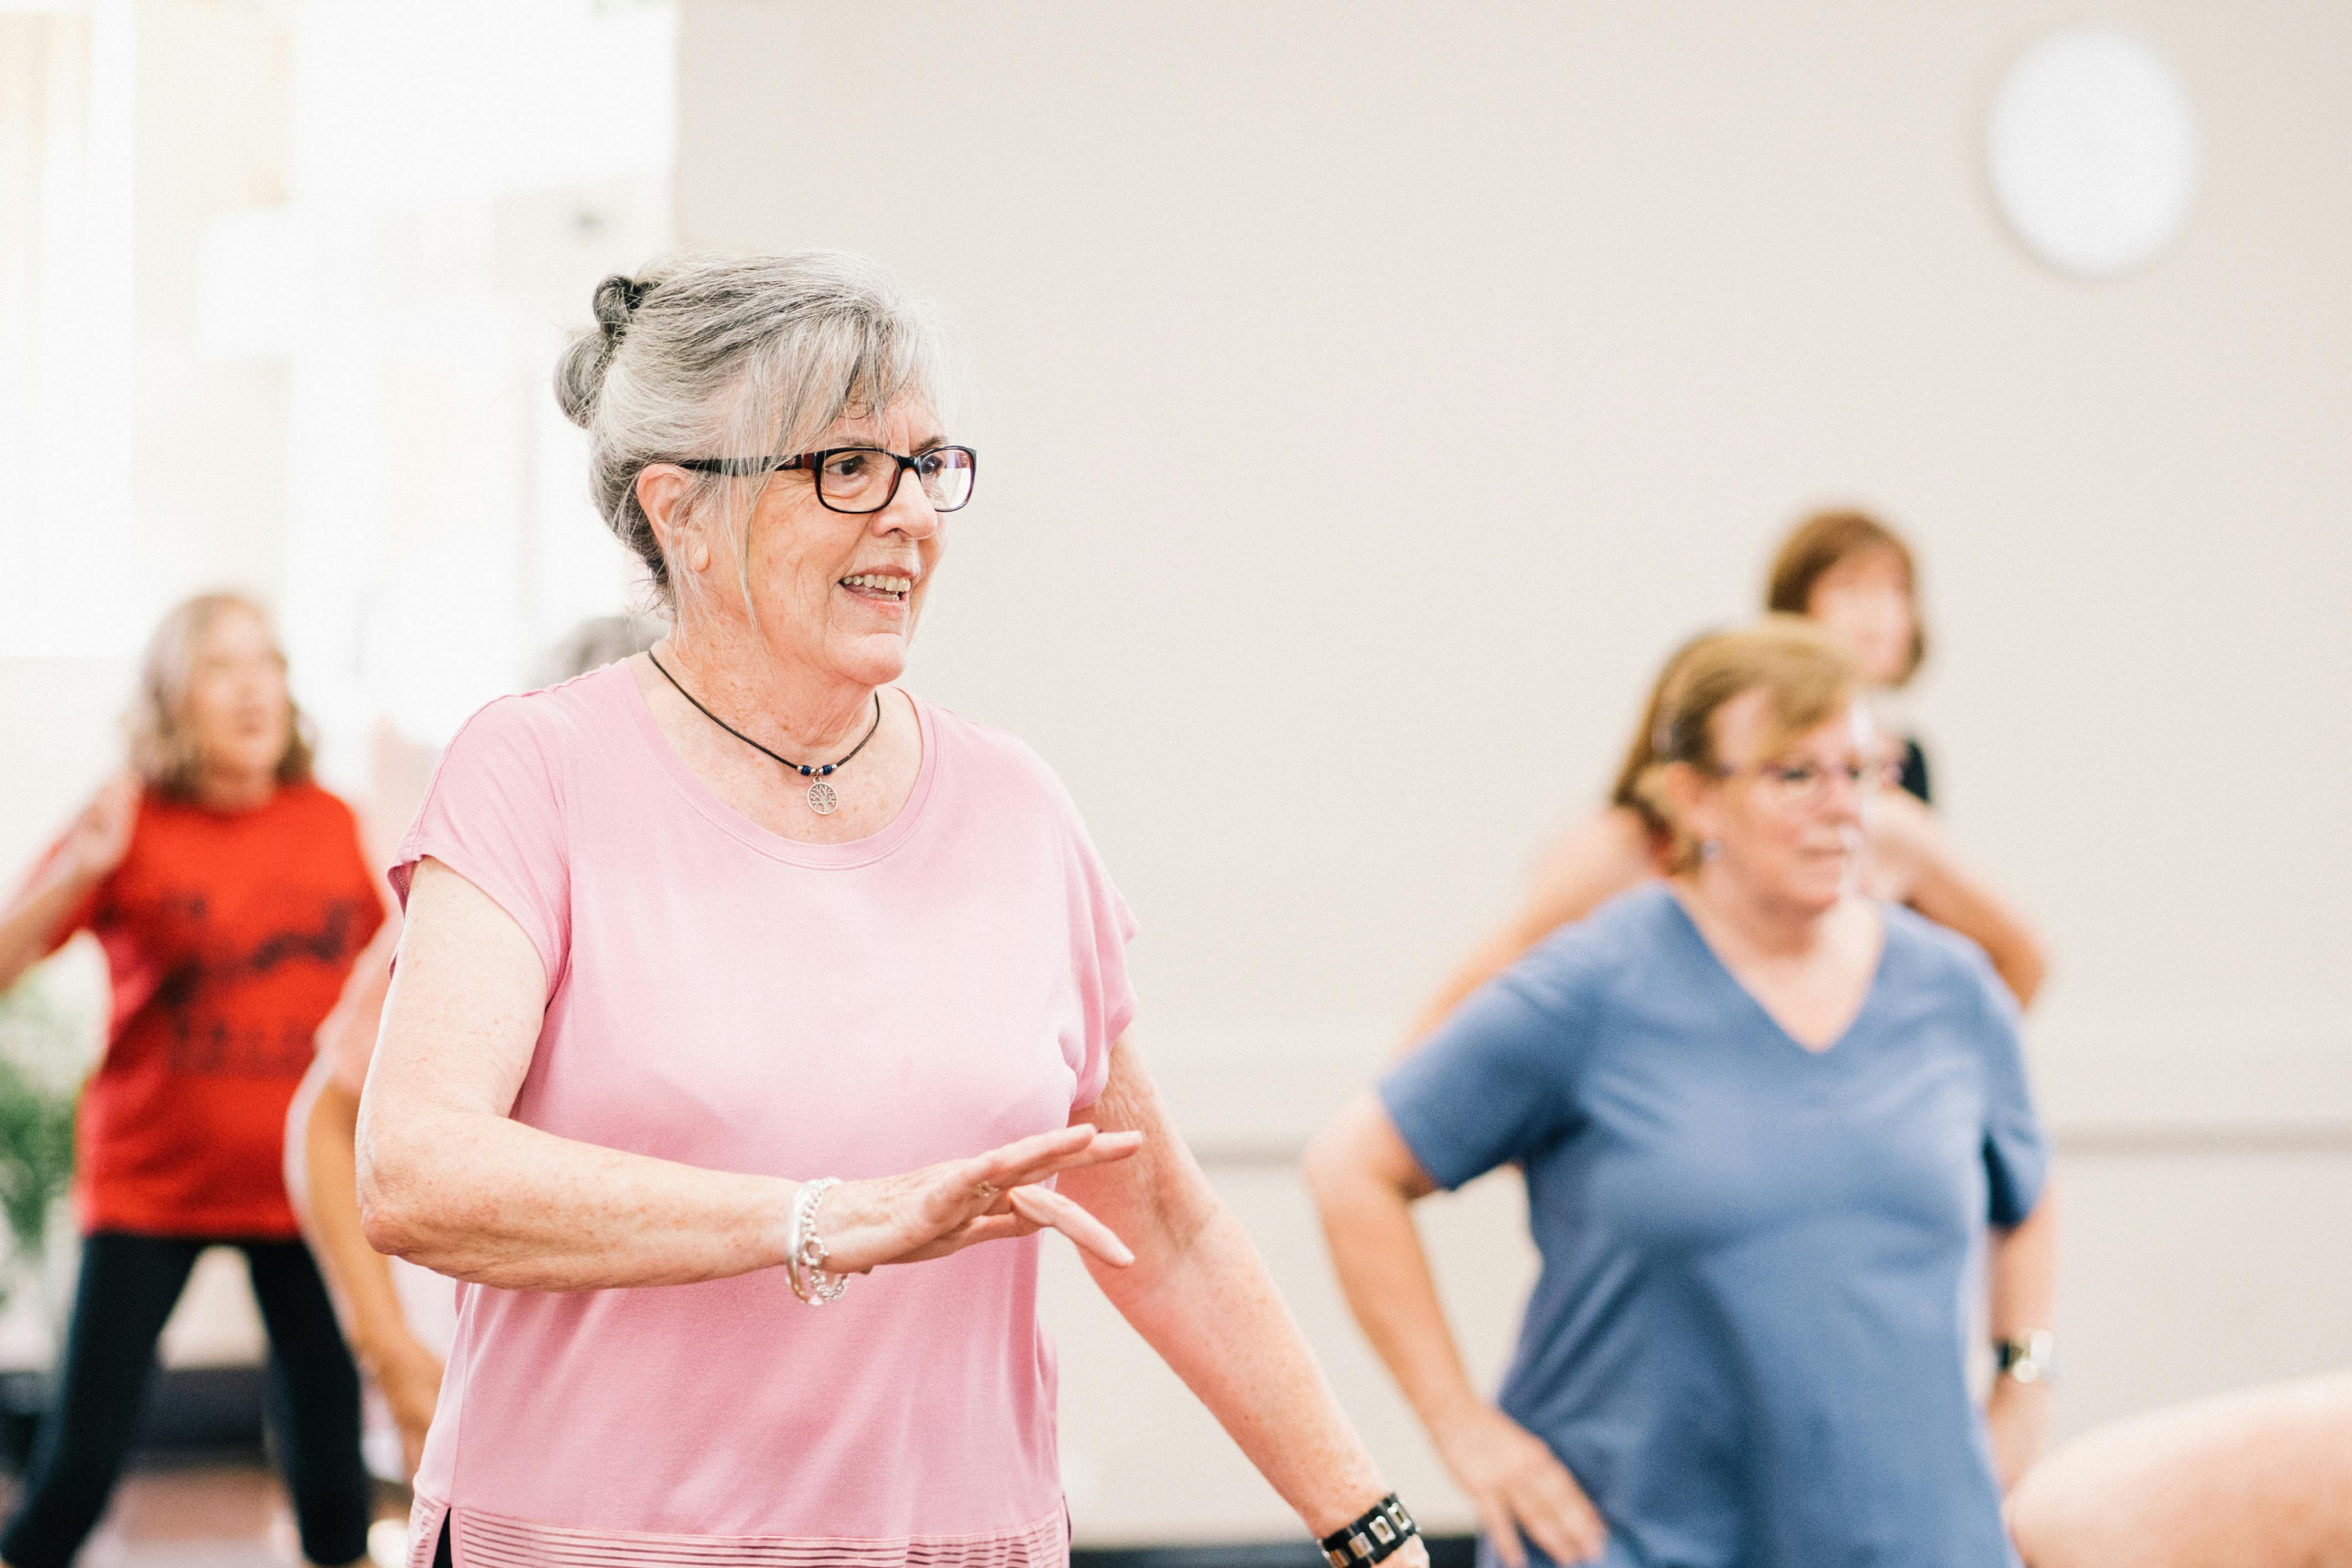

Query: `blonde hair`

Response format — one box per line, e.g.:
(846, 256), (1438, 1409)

(1627, 615), (1859, 871)
(127, 592), (312, 800)
(1609, 630), (1710, 846)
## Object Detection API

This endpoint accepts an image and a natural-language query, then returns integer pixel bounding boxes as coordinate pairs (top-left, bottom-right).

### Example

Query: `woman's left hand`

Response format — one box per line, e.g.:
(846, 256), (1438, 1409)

(1986, 1377), (2052, 1493)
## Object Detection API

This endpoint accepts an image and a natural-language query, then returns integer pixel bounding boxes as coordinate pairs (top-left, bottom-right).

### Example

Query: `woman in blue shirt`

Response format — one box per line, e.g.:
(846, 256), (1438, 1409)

(1306, 617), (2058, 1568)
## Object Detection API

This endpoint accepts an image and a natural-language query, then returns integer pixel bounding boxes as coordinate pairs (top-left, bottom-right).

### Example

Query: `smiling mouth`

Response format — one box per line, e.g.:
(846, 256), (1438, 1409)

(839, 572), (912, 604)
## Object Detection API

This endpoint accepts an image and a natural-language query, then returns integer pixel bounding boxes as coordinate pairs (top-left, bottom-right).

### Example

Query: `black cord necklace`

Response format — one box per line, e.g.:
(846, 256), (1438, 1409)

(647, 650), (882, 817)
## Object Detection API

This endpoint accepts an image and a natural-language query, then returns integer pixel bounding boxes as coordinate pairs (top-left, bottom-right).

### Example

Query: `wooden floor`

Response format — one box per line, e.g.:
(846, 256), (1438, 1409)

(0, 1464), (408, 1567)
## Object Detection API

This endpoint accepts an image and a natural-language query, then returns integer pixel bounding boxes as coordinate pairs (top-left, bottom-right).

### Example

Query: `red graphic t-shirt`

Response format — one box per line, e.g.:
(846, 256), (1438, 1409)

(49, 783), (383, 1237)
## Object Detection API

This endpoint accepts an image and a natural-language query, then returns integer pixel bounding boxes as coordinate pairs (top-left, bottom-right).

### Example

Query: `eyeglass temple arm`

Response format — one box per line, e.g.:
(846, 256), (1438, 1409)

(673, 457), (790, 477)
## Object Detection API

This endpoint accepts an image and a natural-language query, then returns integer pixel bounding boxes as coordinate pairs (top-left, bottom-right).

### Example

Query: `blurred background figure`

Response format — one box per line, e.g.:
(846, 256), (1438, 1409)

(283, 612), (661, 1486)
(1765, 511), (1935, 802)
(1308, 620), (2057, 1568)
(518, 614), (671, 696)
(0, 594), (377, 1568)
(1411, 512), (2046, 1041)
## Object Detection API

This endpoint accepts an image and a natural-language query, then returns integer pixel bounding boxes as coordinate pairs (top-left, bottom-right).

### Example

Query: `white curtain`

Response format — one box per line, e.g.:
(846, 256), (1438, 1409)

(0, 3), (136, 658)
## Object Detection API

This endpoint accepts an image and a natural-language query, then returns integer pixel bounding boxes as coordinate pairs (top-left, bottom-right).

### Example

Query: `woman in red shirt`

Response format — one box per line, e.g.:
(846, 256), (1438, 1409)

(0, 592), (378, 1568)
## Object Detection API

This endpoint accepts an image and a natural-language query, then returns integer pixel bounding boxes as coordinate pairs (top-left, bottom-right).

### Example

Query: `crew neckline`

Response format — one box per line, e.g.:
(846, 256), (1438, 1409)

(609, 660), (940, 871)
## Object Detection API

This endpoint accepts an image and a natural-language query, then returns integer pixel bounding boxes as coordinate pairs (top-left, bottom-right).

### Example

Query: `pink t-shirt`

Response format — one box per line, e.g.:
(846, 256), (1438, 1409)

(389, 663), (1136, 1568)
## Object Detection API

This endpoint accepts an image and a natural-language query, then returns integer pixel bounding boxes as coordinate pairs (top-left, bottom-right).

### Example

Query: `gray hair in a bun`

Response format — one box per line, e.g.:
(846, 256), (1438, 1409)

(552, 251), (953, 614)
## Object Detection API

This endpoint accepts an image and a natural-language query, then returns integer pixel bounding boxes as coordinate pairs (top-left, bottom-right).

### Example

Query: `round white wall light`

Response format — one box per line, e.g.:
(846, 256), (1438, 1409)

(1986, 27), (2199, 279)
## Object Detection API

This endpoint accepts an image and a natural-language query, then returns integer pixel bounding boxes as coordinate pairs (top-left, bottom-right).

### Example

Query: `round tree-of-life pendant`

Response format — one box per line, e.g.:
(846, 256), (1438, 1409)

(806, 778), (840, 815)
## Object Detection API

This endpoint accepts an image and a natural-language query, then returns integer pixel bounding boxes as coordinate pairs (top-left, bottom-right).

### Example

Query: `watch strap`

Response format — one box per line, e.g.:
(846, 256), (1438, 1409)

(1318, 1493), (1419, 1565)
(1995, 1329), (2056, 1385)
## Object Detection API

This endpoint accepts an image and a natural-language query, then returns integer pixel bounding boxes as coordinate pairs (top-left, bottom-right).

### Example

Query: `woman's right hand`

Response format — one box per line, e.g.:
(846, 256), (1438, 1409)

(814, 1123), (1144, 1275)
(1435, 1404), (1609, 1566)
(63, 774), (139, 885)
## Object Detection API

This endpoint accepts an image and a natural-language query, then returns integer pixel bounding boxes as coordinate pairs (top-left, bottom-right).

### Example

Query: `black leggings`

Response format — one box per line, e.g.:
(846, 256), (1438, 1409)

(0, 1232), (372, 1568)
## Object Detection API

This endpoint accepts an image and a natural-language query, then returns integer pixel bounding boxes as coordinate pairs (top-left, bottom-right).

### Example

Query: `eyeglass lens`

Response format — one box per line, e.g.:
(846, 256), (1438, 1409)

(1766, 761), (1899, 797)
(815, 448), (976, 513)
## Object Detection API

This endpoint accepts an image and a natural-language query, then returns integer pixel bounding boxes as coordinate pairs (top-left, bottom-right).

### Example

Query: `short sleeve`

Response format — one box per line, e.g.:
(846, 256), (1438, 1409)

(1970, 957), (2048, 1226)
(390, 696), (571, 995)
(1378, 961), (1587, 1190)
(1059, 816), (1137, 1113)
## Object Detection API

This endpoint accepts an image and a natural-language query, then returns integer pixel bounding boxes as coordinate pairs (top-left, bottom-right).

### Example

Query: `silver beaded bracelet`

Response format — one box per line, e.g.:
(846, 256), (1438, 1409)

(786, 1177), (849, 1305)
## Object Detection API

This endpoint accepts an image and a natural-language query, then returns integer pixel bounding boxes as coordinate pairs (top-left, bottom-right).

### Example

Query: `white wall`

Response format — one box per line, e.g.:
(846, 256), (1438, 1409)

(673, 0), (2352, 1542)
(674, 0), (2352, 1066)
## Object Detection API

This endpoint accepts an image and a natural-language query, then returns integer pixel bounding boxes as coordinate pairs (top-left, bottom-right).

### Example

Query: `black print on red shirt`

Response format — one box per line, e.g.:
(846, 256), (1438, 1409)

(150, 895), (375, 1077)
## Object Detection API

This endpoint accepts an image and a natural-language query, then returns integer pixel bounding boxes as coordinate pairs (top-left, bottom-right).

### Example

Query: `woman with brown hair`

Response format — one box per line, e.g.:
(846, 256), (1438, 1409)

(1408, 512), (2045, 1037)
(0, 592), (377, 1568)
(1765, 509), (1935, 802)
(1309, 618), (2058, 1568)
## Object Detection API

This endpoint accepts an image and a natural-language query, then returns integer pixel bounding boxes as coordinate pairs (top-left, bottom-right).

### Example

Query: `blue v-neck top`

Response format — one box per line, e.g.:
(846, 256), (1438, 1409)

(1381, 884), (2047, 1568)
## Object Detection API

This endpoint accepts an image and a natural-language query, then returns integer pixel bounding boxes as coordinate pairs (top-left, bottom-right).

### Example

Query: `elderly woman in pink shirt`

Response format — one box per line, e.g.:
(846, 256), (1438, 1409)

(356, 253), (1428, 1568)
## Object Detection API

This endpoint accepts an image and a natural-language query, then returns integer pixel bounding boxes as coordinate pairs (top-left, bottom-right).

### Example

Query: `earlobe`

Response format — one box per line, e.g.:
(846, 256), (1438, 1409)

(1660, 761), (1719, 853)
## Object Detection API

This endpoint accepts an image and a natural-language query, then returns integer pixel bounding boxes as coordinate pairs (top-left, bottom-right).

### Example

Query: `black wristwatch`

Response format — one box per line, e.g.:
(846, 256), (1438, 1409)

(1995, 1329), (2056, 1386)
(1319, 1493), (1419, 1565)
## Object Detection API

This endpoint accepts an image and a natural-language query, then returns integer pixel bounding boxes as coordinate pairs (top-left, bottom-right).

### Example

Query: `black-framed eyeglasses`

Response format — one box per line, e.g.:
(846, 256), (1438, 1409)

(675, 446), (978, 514)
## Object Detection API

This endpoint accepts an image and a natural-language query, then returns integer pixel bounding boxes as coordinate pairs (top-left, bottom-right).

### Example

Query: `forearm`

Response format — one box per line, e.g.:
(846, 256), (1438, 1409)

(1408, 927), (1534, 1046)
(1970, 907), (2049, 1011)
(0, 863), (93, 994)
(1065, 1040), (1398, 1536)
(1905, 856), (2048, 1010)
(1089, 1194), (1390, 1536)
(1309, 1101), (1610, 1567)
(358, 1101), (793, 1291)
(303, 1077), (431, 1360)
(1309, 1156), (1485, 1439)
(366, 858), (798, 1291)
(1984, 1188), (2060, 1488)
